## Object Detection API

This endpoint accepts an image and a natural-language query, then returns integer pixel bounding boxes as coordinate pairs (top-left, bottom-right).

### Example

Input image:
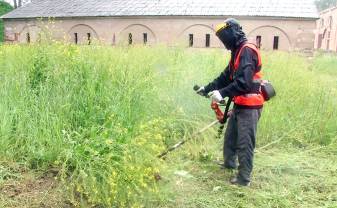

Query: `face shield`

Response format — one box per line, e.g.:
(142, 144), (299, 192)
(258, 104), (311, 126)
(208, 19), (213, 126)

(215, 19), (245, 50)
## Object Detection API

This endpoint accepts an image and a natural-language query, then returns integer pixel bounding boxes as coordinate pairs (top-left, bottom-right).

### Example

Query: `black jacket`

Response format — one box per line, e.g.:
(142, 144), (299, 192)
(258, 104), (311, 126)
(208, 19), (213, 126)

(204, 42), (261, 108)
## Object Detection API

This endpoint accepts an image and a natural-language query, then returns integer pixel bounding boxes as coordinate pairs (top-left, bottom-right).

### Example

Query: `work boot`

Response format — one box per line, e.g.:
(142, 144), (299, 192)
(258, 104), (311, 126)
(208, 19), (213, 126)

(230, 176), (250, 187)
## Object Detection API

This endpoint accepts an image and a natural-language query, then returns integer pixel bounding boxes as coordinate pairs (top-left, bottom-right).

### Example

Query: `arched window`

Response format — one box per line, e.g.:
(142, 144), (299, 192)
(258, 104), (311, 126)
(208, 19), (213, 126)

(119, 24), (156, 45)
(68, 24), (98, 44)
(248, 26), (291, 50)
(179, 24), (217, 48)
(19, 25), (41, 43)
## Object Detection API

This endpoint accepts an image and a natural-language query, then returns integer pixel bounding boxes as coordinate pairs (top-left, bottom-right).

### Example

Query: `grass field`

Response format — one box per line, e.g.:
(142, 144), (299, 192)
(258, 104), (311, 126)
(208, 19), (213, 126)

(0, 44), (336, 207)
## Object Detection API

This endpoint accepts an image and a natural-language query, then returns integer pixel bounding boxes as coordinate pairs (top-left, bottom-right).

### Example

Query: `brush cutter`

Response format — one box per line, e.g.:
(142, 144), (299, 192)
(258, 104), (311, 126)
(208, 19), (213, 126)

(158, 86), (232, 159)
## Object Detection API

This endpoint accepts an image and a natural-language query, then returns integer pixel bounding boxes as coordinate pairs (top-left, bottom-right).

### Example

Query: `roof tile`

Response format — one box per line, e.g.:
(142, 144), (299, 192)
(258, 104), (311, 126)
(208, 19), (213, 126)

(1, 0), (319, 19)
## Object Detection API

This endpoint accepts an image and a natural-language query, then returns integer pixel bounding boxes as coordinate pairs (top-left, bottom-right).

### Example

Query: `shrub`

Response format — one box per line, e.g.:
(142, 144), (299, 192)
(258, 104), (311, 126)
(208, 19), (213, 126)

(0, 1), (13, 42)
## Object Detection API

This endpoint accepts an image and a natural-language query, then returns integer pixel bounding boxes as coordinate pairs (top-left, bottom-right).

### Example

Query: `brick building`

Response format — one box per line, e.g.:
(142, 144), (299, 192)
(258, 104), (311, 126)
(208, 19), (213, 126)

(315, 6), (337, 52)
(1, 0), (318, 51)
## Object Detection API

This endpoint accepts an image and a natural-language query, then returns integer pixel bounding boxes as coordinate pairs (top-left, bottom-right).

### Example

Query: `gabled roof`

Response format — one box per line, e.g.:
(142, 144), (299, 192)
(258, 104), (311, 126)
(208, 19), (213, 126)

(1, 0), (319, 20)
(320, 5), (337, 15)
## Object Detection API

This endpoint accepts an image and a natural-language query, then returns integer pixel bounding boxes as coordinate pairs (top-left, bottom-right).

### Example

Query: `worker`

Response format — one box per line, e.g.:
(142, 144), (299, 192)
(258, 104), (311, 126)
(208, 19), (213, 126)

(196, 18), (264, 186)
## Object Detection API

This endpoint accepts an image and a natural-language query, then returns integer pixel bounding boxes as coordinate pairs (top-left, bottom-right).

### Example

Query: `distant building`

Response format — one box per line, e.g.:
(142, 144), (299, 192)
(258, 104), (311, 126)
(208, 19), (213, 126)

(315, 6), (337, 52)
(1, 0), (318, 51)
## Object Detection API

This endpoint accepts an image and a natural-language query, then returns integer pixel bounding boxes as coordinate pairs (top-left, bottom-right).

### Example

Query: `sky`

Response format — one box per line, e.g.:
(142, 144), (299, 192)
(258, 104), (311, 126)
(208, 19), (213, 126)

(4, 0), (14, 6)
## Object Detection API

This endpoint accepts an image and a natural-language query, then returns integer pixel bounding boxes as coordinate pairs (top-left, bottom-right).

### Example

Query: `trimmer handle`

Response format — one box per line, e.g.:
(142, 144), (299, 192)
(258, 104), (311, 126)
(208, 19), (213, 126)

(211, 101), (225, 124)
(193, 85), (209, 98)
(194, 84), (232, 124)
(193, 85), (200, 91)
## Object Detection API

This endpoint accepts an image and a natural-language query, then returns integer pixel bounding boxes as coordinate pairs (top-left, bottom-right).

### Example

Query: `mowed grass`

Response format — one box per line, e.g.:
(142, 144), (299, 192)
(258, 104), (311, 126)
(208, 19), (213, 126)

(159, 145), (337, 208)
(0, 44), (336, 207)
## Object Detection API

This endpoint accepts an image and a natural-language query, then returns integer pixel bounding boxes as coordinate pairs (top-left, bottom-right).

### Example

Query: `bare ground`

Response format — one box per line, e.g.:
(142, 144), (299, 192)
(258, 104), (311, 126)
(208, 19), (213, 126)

(0, 163), (70, 208)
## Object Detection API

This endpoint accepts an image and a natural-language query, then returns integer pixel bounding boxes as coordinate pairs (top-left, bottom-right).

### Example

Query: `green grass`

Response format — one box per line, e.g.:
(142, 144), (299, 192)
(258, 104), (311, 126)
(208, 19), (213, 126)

(0, 44), (336, 207)
(311, 52), (337, 77)
(159, 148), (337, 208)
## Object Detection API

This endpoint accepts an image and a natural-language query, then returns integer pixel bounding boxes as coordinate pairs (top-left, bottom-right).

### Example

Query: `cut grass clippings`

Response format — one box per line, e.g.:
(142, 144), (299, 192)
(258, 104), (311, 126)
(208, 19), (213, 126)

(159, 147), (337, 208)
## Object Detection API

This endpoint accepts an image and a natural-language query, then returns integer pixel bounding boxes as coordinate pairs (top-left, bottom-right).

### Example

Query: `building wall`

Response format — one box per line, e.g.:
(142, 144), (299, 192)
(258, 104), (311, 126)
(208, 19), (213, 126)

(4, 16), (316, 51)
(315, 6), (337, 52)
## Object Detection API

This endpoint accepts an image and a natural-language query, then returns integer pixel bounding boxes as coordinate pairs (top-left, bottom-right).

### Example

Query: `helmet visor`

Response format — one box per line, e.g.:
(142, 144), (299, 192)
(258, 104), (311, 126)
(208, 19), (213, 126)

(215, 22), (230, 36)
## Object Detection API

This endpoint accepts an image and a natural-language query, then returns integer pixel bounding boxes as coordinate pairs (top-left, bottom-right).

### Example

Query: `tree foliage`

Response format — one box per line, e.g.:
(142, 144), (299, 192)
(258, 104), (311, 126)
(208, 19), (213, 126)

(315, 0), (337, 11)
(0, 1), (13, 42)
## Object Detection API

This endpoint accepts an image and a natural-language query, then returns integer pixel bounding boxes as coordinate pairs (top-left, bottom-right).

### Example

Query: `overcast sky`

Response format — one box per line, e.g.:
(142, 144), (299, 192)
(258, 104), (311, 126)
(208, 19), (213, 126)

(4, 0), (14, 6)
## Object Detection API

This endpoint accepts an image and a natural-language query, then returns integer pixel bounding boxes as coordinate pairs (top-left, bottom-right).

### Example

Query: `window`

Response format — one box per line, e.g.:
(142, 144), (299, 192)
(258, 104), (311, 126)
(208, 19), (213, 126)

(74, 33), (78, 44)
(128, 33), (132, 45)
(189, 34), (193, 47)
(14, 33), (19, 41)
(273, 36), (279, 50)
(143, 33), (148, 44)
(112, 33), (116, 45)
(322, 29), (327, 39)
(329, 16), (333, 28)
(37, 33), (41, 43)
(256, 36), (261, 49)
(321, 19), (325, 28)
(87, 33), (91, 45)
(205, 34), (210, 47)
(317, 34), (323, 49)
(26, 33), (30, 43)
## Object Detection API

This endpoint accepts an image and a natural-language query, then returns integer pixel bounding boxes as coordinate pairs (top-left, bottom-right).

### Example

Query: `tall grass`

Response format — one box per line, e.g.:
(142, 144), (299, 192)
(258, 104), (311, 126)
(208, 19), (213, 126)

(0, 44), (336, 206)
(259, 51), (336, 148)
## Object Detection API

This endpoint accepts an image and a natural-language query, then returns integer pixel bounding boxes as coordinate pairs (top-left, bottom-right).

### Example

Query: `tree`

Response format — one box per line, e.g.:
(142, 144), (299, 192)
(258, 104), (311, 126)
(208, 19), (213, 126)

(0, 1), (13, 42)
(315, 0), (337, 11)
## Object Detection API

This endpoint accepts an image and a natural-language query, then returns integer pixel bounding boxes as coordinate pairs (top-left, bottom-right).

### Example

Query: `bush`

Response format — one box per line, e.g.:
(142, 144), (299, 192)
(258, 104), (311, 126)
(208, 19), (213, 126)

(0, 1), (13, 42)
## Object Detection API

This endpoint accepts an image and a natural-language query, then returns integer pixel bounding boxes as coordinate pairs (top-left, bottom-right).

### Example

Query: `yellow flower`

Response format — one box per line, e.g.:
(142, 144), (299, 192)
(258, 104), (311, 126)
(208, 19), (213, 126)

(105, 139), (113, 145)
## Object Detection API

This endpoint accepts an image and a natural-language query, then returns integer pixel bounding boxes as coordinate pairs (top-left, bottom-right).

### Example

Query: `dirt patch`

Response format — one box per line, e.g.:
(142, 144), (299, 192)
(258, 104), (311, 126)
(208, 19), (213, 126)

(0, 169), (71, 208)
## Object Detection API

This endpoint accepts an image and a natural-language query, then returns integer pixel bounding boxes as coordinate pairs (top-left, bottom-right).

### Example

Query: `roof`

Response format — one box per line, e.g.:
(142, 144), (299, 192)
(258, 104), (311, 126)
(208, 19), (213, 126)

(1, 0), (319, 20)
(320, 5), (337, 15)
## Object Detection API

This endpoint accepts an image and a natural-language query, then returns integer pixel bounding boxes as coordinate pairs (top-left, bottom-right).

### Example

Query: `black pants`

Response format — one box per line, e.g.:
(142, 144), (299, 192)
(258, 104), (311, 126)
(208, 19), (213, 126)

(224, 108), (262, 183)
